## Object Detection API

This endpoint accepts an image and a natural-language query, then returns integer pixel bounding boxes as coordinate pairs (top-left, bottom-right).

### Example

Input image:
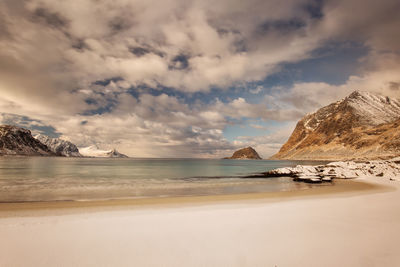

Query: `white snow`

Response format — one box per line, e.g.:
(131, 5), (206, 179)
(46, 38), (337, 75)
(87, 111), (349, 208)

(35, 134), (82, 157)
(79, 145), (127, 158)
(79, 145), (111, 157)
(347, 91), (400, 125)
(302, 90), (400, 131)
(267, 159), (400, 182)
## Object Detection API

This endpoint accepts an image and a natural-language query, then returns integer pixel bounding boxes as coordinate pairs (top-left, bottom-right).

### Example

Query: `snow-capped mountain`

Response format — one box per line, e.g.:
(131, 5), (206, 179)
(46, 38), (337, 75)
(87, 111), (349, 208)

(345, 91), (400, 126)
(271, 91), (400, 161)
(0, 125), (54, 156)
(79, 145), (128, 158)
(35, 134), (82, 157)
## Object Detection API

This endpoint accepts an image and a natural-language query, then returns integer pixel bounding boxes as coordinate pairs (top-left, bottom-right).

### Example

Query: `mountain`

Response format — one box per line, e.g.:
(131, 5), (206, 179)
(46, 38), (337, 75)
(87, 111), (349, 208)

(225, 147), (262, 159)
(79, 145), (128, 158)
(271, 91), (400, 160)
(35, 134), (82, 157)
(0, 125), (54, 156)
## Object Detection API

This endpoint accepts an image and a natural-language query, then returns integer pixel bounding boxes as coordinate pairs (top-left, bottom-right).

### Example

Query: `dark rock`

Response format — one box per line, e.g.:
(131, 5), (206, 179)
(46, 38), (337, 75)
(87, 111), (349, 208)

(225, 147), (262, 160)
(0, 125), (55, 156)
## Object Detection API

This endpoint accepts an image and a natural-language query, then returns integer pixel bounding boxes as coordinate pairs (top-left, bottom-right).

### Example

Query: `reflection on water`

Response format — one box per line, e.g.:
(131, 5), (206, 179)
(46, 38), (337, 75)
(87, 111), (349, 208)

(0, 157), (331, 202)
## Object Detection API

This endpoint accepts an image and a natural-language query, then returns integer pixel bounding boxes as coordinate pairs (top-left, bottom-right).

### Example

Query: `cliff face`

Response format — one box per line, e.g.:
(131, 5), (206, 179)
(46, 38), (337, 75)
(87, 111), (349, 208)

(271, 91), (400, 161)
(0, 125), (54, 156)
(226, 147), (262, 159)
(35, 134), (82, 157)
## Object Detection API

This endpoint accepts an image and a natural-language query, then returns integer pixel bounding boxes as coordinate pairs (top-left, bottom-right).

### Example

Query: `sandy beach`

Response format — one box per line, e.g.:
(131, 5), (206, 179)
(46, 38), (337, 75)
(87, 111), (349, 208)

(0, 177), (399, 267)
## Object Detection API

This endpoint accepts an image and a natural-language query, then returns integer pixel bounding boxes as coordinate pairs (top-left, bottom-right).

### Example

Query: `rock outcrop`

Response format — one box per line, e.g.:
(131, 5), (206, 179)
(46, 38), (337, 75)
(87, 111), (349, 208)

(105, 149), (128, 158)
(225, 147), (262, 159)
(263, 159), (400, 183)
(35, 134), (82, 157)
(0, 125), (54, 156)
(271, 91), (400, 160)
(79, 145), (128, 158)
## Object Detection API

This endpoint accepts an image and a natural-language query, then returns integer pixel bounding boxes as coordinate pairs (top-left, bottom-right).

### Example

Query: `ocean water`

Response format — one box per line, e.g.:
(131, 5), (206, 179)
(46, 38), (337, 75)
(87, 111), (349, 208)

(0, 157), (330, 202)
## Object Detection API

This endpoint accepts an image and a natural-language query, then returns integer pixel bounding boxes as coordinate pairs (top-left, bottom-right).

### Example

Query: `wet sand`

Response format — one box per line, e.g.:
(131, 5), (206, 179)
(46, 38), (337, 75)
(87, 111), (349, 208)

(0, 177), (399, 267)
(0, 178), (388, 217)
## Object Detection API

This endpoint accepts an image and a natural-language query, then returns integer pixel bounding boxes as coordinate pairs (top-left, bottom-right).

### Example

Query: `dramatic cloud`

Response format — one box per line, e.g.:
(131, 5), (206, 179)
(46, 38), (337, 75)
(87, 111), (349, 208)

(0, 0), (399, 157)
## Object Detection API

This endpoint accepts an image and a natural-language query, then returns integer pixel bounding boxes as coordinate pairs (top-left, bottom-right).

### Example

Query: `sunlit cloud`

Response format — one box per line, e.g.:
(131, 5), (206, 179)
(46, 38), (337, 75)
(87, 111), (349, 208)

(0, 0), (399, 157)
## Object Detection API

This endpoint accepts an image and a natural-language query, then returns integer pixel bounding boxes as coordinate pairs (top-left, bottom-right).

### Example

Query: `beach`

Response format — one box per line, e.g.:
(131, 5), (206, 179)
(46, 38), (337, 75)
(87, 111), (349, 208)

(0, 177), (399, 267)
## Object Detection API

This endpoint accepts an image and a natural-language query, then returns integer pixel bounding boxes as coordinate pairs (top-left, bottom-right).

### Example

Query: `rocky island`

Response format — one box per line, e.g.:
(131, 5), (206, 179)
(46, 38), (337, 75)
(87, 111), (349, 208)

(106, 149), (129, 158)
(225, 147), (262, 160)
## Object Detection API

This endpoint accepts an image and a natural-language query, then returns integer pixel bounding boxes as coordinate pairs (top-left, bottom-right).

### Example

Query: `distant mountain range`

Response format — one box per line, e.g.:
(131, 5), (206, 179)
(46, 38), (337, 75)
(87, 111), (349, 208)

(271, 91), (400, 160)
(3, 90), (399, 161)
(0, 125), (128, 158)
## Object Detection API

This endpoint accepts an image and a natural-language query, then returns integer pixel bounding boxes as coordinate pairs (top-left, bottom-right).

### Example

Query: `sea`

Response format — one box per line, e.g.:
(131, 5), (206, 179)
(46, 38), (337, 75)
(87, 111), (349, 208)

(0, 157), (331, 202)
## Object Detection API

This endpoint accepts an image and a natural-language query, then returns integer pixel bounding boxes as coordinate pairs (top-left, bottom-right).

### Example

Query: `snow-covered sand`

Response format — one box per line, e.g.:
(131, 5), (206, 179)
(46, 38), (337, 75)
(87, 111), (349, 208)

(265, 159), (400, 182)
(0, 176), (399, 267)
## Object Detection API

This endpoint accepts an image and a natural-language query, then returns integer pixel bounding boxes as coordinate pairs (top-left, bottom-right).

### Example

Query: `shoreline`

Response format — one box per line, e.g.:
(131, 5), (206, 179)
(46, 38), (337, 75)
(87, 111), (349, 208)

(0, 178), (391, 217)
(1, 176), (399, 266)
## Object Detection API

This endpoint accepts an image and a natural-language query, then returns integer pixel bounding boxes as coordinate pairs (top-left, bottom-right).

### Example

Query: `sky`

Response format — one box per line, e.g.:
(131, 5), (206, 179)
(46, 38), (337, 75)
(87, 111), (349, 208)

(0, 0), (399, 158)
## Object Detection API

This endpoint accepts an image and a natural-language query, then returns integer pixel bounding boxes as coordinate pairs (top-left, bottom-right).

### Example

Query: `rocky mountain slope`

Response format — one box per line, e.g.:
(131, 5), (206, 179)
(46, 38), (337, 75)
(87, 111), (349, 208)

(225, 147), (262, 159)
(0, 125), (54, 156)
(79, 145), (128, 158)
(35, 134), (82, 157)
(271, 91), (400, 160)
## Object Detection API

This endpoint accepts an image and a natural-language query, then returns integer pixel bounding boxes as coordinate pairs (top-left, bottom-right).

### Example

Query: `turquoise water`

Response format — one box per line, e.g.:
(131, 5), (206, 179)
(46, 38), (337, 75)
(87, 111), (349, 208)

(0, 157), (330, 202)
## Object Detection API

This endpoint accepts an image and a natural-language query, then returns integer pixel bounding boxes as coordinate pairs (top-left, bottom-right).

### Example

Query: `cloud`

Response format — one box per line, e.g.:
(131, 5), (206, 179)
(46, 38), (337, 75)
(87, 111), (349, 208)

(0, 113), (61, 138)
(31, 92), (235, 157)
(249, 124), (267, 130)
(275, 51), (400, 117)
(249, 86), (263, 94)
(1, 0), (324, 95)
(0, 0), (399, 157)
(320, 0), (400, 52)
(213, 97), (304, 121)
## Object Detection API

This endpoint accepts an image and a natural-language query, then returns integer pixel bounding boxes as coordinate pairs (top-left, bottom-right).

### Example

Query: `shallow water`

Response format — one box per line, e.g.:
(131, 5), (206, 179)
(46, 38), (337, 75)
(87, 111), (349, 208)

(0, 157), (331, 202)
